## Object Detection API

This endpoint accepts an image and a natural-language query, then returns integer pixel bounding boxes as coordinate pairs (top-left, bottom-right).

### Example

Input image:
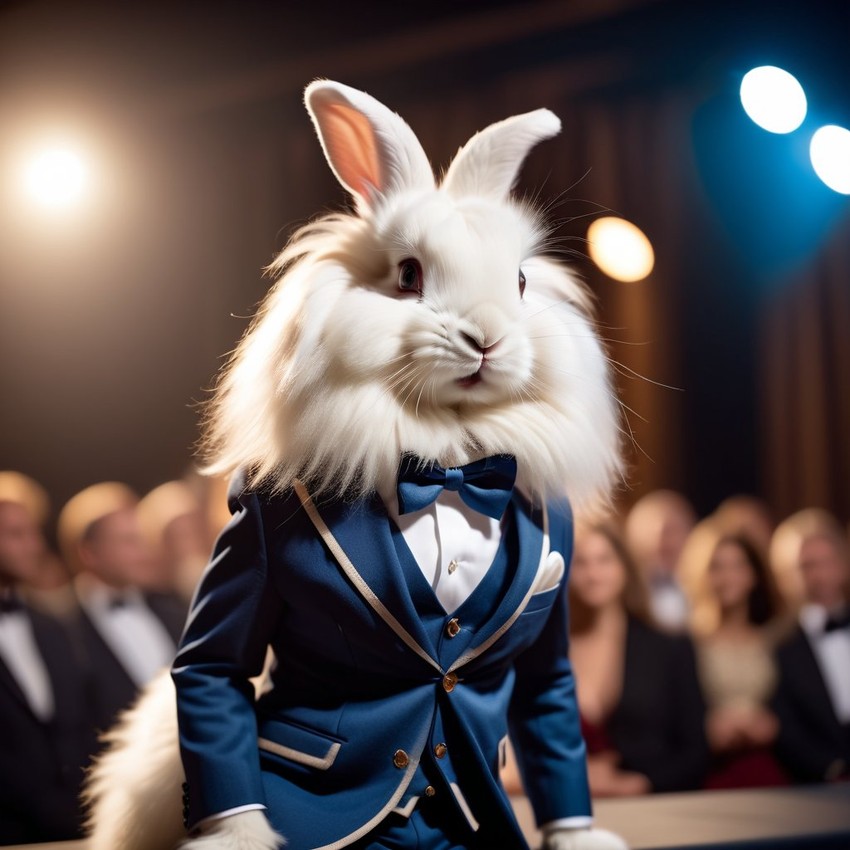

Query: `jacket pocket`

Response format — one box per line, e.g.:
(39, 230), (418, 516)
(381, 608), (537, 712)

(257, 717), (343, 770)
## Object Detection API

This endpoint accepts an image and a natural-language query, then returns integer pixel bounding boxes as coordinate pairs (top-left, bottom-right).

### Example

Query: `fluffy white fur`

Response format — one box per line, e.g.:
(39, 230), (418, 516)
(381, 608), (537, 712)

(543, 828), (629, 850)
(84, 670), (185, 850)
(176, 812), (283, 850)
(84, 81), (625, 850)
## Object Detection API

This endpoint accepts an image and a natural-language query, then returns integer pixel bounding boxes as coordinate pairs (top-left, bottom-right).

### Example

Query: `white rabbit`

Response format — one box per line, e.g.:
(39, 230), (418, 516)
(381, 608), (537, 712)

(85, 80), (625, 850)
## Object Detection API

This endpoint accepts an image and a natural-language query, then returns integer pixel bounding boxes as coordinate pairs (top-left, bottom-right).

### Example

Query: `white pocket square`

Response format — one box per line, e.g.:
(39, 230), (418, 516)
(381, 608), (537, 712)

(534, 550), (565, 594)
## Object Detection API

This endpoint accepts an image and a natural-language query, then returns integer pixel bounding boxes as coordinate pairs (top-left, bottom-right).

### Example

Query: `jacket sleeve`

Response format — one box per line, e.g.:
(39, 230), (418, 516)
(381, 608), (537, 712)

(507, 501), (592, 824)
(171, 472), (284, 830)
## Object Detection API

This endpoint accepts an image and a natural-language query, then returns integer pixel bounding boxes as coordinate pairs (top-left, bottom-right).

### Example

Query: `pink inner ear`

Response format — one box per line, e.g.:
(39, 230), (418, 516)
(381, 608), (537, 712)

(323, 103), (382, 198)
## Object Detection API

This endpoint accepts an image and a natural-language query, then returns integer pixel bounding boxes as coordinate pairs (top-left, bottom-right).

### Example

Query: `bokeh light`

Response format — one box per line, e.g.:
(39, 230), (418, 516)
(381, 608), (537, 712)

(740, 66), (807, 134)
(587, 216), (655, 282)
(810, 125), (850, 195)
(22, 144), (90, 210)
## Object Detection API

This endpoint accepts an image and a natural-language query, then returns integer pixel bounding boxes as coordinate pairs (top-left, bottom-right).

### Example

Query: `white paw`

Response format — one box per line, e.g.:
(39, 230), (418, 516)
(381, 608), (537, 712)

(178, 811), (285, 850)
(542, 827), (629, 850)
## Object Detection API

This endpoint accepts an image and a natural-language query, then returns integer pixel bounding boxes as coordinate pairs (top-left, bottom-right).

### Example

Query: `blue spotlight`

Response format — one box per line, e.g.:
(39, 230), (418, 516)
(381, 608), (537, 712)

(740, 66), (807, 134)
(810, 125), (850, 195)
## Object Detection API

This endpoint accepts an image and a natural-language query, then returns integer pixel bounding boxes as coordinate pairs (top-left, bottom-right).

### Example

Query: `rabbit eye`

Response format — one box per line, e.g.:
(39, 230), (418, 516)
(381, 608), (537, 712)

(519, 269), (527, 299)
(398, 259), (422, 294)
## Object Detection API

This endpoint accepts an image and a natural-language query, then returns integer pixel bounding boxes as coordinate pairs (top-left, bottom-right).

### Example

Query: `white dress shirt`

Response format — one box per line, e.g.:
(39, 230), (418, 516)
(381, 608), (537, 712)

(799, 603), (850, 724)
(0, 596), (55, 721)
(76, 575), (176, 688)
(386, 489), (501, 612)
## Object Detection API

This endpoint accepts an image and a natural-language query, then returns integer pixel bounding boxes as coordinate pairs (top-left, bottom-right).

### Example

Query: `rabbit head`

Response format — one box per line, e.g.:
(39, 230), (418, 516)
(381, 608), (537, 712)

(201, 80), (622, 512)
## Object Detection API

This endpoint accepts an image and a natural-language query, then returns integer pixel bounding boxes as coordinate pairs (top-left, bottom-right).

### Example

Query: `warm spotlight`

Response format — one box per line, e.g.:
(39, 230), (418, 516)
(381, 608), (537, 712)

(587, 216), (655, 282)
(810, 125), (850, 195)
(740, 66), (807, 134)
(22, 145), (90, 210)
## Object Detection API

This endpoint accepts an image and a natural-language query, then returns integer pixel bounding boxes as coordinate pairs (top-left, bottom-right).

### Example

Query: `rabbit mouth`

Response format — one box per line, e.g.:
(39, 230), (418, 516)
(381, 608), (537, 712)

(456, 370), (483, 388)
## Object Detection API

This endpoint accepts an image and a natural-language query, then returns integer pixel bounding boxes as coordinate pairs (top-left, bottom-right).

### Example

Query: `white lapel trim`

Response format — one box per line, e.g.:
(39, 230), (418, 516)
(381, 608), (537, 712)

(447, 503), (549, 674)
(450, 782), (481, 832)
(293, 481), (442, 674)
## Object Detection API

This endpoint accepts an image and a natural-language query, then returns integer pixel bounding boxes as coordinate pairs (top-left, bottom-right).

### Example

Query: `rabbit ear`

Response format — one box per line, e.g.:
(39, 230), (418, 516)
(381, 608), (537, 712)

(442, 109), (561, 200)
(305, 80), (435, 206)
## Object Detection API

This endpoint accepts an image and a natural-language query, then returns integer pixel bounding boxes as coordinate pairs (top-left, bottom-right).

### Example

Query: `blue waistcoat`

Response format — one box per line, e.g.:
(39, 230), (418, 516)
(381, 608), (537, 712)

(172, 471), (591, 850)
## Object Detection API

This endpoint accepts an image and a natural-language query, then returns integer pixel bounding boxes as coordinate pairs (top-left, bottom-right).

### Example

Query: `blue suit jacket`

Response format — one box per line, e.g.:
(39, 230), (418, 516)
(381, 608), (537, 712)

(172, 472), (591, 849)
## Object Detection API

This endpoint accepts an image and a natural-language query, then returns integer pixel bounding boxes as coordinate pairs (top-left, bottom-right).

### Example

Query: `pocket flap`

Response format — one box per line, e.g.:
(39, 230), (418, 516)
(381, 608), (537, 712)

(257, 717), (342, 770)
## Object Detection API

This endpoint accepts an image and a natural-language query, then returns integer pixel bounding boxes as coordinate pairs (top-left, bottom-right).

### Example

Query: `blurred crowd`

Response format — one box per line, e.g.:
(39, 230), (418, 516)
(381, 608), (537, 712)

(0, 470), (228, 844)
(0, 471), (848, 844)
(502, 492), (850, 802)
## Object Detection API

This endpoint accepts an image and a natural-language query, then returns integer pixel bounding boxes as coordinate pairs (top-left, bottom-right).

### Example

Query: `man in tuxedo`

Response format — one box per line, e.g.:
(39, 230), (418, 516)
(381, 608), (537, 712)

(59, 482), (187, 733)
(0, 480), (96, 843)
(773, 525), (850, 782)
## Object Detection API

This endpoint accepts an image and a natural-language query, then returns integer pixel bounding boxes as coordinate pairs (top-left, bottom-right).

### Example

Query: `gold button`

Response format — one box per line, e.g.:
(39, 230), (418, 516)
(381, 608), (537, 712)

(448, 559), (458, 574)
(424, 785), (436, 797)
(393, 749), (409, 769)
(434, 742), (447, 759)
(442, 672), (458, 692)
(446, 618), (461, 638)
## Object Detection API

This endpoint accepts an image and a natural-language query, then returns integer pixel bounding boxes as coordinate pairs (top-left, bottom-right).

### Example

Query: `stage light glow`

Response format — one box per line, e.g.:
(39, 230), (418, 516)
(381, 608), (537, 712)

(587, 216), (655, 282)
(22, 145), (90, 210)
(740, 66), (807, 134)
(810, 125), (850, 195)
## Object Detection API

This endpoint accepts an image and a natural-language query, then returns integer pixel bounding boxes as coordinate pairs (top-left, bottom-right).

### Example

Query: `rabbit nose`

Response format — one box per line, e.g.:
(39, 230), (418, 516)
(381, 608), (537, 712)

(460, 331), (484, 354)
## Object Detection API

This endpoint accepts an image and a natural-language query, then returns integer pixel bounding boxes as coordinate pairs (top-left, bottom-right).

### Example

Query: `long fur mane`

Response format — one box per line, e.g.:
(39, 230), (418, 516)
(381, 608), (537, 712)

(199, 212), (622, 512)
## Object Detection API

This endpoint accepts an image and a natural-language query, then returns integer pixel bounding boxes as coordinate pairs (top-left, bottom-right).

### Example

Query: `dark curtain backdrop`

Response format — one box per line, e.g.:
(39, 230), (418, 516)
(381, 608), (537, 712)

(761, 217), (850, 522)
(2, 5), (848, 524)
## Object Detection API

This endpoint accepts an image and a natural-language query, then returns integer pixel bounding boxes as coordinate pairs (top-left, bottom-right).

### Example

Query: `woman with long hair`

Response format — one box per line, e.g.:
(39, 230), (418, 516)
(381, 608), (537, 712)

(680, 521), (789, 788)
(566, 523), (708, 796)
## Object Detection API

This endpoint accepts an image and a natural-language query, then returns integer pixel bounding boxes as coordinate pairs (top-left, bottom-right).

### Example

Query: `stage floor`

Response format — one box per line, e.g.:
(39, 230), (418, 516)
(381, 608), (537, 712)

(9, 784), (850, 850)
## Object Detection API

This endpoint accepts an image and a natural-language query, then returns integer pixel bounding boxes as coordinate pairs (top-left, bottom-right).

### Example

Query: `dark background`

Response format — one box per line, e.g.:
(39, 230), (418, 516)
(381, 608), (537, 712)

(1, 0), (848, 525)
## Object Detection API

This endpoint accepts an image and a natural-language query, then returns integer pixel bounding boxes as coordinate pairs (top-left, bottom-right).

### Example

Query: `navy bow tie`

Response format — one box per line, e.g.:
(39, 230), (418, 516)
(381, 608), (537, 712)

(396, 454), (517, 519)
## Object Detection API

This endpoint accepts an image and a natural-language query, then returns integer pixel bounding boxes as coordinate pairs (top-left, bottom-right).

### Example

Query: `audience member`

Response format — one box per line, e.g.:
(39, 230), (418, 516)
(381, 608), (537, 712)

(189, 469), (232, 551)
(679, 521), (788, 788)
(624, 490), (696, 632)
(712, 494), (774, 558)
(0, 471), (76, 619)
(769, 508), (837, 618)
(0, 474), (96, 843)
(137, 480), (210, 601)
(58, 482), (186, 732)
(772, 515), (850, 783)
(565, 523), (707, 795)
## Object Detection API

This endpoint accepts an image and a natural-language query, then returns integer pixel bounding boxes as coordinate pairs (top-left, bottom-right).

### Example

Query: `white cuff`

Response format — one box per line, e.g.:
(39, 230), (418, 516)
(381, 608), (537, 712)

(542, 817), (594, 833)
(196, 803), (266, 829)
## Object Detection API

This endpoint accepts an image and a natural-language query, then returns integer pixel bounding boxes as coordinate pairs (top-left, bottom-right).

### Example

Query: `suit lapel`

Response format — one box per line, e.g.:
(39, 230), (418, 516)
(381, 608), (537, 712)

(448, 492), (548, 673)
(293, 481), (442, 672)
(798, 629), (844, 733)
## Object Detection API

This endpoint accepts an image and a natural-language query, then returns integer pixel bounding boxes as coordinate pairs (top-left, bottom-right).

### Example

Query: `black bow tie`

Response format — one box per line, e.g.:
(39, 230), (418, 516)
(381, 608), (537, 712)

(108, 594), (130, 610)
(824, 609), (850, 634)
(0, 594), (24, 615)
